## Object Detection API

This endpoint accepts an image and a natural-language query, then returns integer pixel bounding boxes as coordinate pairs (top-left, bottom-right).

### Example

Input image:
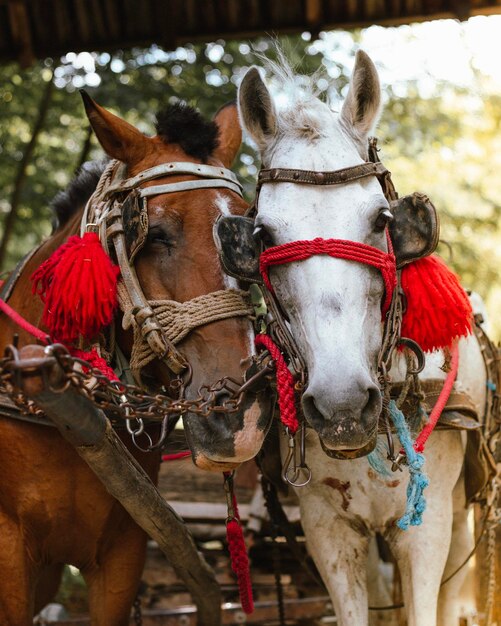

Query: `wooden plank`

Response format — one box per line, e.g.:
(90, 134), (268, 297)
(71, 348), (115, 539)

(74, 0), (92, 44)
(169, 500), (301, 523)
(3, 0), (501, 64)
(306, 0), (324, 25)
(52, 596), (335, 625)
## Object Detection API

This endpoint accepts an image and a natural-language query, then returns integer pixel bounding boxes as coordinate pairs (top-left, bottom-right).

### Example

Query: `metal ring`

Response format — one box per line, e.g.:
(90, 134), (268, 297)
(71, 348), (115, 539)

(285, 465), (312, 488)
(126, 417), (144, 436)
(398, 337), (426, 374)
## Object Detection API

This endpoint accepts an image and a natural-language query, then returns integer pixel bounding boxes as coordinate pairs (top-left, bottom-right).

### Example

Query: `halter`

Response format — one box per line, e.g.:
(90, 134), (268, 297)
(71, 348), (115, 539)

(253, 140), (404, 469)
(82, 159), (252, 379)
(255, 140), (399, 332)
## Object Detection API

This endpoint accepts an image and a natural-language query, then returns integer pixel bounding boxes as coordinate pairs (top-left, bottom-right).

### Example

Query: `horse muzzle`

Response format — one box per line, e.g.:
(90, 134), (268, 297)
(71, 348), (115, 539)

(183, 388), (274, 472)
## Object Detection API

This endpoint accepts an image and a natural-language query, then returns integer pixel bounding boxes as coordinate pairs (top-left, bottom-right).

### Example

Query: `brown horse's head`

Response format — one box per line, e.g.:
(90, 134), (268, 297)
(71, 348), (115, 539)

(81, 95), (273, 470)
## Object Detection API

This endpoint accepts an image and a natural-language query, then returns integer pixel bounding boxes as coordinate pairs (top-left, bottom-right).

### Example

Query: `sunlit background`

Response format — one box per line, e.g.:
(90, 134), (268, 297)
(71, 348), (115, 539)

(1, 16), (501, 334)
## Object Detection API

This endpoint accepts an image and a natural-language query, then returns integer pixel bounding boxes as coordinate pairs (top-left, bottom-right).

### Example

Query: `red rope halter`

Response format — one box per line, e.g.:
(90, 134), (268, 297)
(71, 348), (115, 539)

(259, 236), (397, 316)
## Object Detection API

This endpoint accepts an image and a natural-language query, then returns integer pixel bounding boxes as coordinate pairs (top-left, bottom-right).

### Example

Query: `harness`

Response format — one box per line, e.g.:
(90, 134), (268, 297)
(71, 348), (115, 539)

(0, 158), (268, 442)
(215, 139), (497, 490)
(82, 159), (252, 380)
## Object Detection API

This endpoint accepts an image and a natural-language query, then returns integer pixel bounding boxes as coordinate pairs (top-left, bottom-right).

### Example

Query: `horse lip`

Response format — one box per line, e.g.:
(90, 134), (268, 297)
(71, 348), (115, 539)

(319, 426), (378, 459)
(192, 453), (240, 472)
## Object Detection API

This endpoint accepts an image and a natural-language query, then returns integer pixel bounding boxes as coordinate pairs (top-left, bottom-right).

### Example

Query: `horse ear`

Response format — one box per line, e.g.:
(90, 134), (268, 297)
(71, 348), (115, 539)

(340, 50), (381, 143)
(238, 67), (277, 153)
(212, 102), (242, 168)
(80, 90), (149, 164)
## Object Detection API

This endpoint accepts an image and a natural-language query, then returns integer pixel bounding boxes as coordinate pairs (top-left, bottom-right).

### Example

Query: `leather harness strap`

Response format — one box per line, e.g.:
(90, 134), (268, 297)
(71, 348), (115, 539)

(106, 162), (242, 196)
(257, 161), (389, 188)
(0, 244), (44, 303)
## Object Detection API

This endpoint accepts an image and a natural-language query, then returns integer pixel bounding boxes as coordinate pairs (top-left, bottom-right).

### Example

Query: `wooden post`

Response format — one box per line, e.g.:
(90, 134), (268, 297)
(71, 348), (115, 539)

(16, 345), (222, 626)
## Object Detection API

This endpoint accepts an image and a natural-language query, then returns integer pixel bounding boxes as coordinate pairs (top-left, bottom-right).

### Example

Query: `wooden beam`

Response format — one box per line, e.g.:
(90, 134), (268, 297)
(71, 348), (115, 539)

(7, 0), (34, 67)
(306, 0), (323, 24)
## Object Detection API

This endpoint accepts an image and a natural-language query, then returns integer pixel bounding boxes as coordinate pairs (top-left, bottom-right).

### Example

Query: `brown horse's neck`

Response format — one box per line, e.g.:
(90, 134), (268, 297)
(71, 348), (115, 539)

(0, 205), (90, 347)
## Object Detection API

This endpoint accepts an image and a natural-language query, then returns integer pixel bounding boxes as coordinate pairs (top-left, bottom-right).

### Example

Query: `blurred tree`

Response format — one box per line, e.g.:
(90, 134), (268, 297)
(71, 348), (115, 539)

(1, 32), (500, 333)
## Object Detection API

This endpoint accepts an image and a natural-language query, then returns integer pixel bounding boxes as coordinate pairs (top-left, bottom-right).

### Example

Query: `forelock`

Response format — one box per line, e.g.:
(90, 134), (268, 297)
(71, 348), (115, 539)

(260, 49), (334, 141)
(155, 102), (220, 162)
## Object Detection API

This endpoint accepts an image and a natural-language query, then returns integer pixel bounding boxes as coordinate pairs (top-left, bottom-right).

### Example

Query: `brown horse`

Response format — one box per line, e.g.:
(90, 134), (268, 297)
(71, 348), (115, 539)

(0, 96), (272, 625)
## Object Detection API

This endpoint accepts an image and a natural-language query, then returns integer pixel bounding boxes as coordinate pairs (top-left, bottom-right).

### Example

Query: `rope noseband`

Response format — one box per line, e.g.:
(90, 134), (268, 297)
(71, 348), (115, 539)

(260, 236), (397, 317)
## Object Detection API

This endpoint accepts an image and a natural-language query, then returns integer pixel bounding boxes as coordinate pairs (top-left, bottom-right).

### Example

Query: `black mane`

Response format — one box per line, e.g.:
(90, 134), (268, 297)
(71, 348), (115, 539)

(155, 102), (219, 162)
(52, 159), (107, 228)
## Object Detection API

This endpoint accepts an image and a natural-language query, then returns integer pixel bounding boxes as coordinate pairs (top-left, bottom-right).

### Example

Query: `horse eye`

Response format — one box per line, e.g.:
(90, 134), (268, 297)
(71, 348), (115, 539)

(253, 225), (274, 247)
(374, 209), (393, 233)
(148, 228), (174, 248)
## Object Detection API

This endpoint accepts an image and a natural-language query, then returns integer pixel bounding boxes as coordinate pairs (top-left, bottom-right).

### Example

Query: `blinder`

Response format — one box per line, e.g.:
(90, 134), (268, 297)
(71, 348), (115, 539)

(121, 189), (149, 263)
(213, 216), (261, 283)
(389, 192), (439, 268)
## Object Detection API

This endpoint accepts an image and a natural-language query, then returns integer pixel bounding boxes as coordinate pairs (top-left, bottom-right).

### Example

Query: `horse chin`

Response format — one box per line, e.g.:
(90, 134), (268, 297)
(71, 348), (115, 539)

(184, 393), (274, 472)
(191, 454), (241, 472)
(319, 428), (378, 460)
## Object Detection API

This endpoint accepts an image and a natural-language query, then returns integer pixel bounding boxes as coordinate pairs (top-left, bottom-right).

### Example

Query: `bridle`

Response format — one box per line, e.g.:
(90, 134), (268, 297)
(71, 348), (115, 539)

(82, 159), (254, 382)
(252, 139), (415, 469)
(254, 139), (401, 379)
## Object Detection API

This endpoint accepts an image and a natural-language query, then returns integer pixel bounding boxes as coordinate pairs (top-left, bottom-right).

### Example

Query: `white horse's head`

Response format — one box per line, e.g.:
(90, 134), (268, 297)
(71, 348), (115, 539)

(239, 51), (389, 453)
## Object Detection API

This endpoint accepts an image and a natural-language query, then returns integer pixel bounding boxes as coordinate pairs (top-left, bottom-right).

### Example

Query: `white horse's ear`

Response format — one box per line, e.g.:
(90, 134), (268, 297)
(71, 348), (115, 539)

(238, 66), (277, 152)
(340, 50), (381, 141)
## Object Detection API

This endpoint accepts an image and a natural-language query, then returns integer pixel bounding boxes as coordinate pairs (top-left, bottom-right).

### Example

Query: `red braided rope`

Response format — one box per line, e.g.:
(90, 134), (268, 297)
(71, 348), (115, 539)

(224, 472), (254, 614)
(255, 334), (299, 435)
(413, 343), (459, 453)
(0, 297), (49, 343)
(260, 236), (396, 316)
(161, 451), (191, 461)
(69, 348), (119, 382)
(0, 298), (118, 381)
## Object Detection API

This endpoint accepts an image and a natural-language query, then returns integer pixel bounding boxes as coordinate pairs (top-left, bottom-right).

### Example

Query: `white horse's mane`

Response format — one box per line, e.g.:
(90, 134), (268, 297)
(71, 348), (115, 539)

(259, 49), (335, 141)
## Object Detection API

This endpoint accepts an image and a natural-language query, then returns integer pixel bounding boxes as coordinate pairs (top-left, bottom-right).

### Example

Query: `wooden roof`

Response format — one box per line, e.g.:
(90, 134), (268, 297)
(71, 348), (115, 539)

(3, 0), (501, 67)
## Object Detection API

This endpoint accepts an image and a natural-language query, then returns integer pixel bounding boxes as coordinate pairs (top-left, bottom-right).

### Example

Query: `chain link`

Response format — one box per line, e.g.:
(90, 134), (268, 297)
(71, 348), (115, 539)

(0, 342), (274, 422)
(132, 594), (143, 626)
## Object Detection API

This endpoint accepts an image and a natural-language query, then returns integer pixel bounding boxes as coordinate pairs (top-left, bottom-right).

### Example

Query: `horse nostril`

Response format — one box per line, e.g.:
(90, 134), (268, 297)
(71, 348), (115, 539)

(214, 390), (231, 407)
(302, 384), (381, 429)
(302, 393), (325, 430)
(361, 386), (382, 426)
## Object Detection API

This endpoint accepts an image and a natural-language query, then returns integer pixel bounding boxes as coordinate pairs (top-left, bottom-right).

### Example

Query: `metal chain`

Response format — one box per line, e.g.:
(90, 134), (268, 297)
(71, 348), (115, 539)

(485, 522), (497, 626)
(132, 594), (143, 626)
(0, 342), (274, 423)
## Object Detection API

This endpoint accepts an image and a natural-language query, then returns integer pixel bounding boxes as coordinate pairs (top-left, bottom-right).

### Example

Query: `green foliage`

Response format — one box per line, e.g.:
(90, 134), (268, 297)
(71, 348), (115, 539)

(54, 566), (87, 614)
(1, 31), (501, 333)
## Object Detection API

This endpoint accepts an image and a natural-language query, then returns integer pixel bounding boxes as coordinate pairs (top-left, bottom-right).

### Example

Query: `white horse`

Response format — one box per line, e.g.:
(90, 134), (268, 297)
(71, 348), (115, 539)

(238, 52), (485, 626)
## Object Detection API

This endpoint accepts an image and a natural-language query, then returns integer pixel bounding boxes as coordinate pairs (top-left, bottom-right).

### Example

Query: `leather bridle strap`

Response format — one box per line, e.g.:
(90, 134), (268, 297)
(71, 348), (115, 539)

(260, 237), (397, 316)
(106, 162), (242, 197)
(257, 161), (389, 189)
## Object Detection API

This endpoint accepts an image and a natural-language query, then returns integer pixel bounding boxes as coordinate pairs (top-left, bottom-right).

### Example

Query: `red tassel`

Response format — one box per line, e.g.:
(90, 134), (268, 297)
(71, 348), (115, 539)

(31, 232), (120, 344)
(401, 255), (472, 353)
(70, 348), (119, 382)
(226, 518), (254, 614)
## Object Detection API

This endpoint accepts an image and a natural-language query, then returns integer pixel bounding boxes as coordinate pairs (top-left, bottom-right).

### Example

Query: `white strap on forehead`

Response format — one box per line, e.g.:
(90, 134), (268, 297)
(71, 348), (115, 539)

(106, 161), (242, 195)
(139, 178), (243, 198)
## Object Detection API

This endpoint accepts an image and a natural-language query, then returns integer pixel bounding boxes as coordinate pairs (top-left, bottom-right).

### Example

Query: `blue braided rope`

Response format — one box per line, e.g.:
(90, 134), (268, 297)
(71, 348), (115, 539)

(367, 438), (392, 477)
(388, 400), (430, 530)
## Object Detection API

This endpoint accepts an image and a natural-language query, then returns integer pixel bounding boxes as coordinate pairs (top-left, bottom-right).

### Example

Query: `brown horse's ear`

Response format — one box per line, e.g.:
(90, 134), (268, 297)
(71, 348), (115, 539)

(80, 90), (149, 164)
(212, 102), (242, 168)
